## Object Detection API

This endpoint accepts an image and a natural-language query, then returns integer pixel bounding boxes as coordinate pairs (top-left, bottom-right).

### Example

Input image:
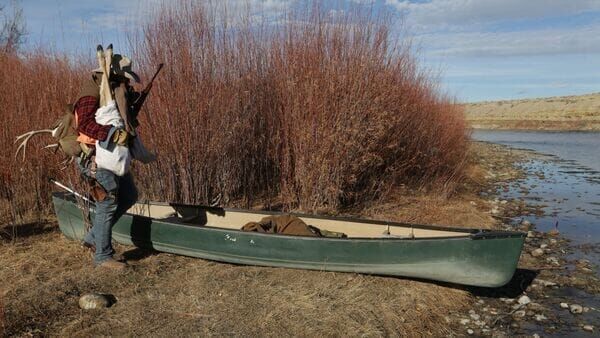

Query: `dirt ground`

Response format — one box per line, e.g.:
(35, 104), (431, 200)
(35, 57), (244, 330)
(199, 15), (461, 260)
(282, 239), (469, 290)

(464, 92), (600, 130)
(1, 143), (528, 337)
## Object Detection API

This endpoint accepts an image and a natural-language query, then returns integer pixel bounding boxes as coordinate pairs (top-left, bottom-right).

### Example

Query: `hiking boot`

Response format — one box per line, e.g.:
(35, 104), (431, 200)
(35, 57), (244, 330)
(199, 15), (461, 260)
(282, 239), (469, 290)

(96, 258), (127, 271)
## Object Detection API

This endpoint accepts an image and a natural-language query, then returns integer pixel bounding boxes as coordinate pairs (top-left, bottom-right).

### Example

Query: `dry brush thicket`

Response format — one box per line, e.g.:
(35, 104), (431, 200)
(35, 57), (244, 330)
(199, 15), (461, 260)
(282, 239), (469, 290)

(1, 2), (468, 224)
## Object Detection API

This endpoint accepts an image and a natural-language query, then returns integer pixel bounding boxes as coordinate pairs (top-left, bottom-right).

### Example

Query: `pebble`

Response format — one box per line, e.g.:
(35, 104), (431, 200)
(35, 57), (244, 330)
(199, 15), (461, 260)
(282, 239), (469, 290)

(536, 279), (557, 287)
(535, 314), (547, 322)
(533, 334), (540, 338)
(560, 302), (569, 309)
(500, 200), (508, 204)
(546, 256), (560, 265)
(522, 220), (532, 226)
(78, 293), (111, 310)
(491, 207), (500, 215)
(549, 239), (557, 245)
(583, 325), (594, 332)
(467, 329), (474, 335)
(513, 310), (526, 318)
(540, 243), (548, 249)
(470, 313), (481, 321)
(460, 319), (471, 325)
(570, 304), (583, 314)
(518, 295), (531, 305)
(527, 231), (535, 238)
(531, 248), (544, 257)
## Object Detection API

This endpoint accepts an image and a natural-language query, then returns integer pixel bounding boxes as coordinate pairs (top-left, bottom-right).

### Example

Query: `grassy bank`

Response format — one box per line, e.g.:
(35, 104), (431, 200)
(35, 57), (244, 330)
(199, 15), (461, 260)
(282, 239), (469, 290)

(465, 93), (600, 131)
(0, 142), (520, 336)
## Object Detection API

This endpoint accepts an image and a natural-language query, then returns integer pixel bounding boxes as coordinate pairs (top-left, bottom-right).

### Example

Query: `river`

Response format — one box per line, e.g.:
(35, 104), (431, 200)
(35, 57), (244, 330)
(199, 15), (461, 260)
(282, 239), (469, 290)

(473, 130), (599, 336)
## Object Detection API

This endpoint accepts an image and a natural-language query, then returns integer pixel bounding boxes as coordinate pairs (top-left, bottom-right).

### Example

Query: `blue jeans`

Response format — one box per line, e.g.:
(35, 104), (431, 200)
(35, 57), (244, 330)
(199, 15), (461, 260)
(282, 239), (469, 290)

(81, 166), (138, 264)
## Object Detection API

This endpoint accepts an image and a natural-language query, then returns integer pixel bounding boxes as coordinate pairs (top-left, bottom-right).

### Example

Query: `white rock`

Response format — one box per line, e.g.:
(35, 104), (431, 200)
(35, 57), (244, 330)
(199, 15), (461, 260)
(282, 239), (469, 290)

(583, 325), (594, 332)
(535, 314), (547, 322)
(527, 231), (535, 238)
(550, 239), (557, 245)
(500, 200), (508, 204)
(540, 243), (548, 249)
(79, 293), (111, 310)
(470, 313), (481, 321)
(533, 334), (540, 338)
(531, 249), (544, 257)
(521, 220), (532, 226)
(460, 319), (471, 325)
(560, 302), (569, 309)
(467, 329), (474, 335)
(491, 207), (500, 215)
(518, 295), (531, 305)
(570, 304), (583, 314)
(536, 279), (557, 287)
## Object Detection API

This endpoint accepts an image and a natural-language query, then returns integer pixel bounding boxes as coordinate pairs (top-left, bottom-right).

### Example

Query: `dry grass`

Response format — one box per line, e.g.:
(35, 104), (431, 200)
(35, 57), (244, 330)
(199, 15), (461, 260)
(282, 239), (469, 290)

(0, 229), (471, 336)
(465, 92), (600, 130)
(0, 142), (516, 337)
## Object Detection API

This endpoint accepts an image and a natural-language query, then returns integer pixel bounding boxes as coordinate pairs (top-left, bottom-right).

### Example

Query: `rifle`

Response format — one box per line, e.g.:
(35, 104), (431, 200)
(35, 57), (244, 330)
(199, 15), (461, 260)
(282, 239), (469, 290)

(130, 63), (164, 121)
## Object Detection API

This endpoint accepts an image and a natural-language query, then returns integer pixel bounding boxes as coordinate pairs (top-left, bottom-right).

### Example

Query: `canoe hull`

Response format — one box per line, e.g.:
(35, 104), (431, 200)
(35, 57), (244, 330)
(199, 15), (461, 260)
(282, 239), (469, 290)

(53, 193), (525, 287)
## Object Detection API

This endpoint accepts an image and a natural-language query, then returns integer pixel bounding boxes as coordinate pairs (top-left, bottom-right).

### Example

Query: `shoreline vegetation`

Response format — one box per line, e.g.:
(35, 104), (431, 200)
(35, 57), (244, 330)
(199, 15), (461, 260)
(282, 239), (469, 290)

(0, 1), (467, 223)
(465, 92), (600, 131)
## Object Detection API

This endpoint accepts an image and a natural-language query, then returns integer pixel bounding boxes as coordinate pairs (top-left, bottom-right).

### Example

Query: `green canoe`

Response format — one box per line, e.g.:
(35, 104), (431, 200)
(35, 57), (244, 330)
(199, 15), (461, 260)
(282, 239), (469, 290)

(52, 192), (525, 287)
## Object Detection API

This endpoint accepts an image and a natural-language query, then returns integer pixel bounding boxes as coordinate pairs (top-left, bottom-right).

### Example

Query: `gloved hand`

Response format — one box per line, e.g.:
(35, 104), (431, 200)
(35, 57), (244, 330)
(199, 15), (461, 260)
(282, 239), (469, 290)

(112, 128), (130, 146)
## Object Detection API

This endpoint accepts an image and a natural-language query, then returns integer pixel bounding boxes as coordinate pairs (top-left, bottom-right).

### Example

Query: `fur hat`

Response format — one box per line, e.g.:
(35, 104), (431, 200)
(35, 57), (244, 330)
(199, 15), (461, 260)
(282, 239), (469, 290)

(93, 54), (140, 83)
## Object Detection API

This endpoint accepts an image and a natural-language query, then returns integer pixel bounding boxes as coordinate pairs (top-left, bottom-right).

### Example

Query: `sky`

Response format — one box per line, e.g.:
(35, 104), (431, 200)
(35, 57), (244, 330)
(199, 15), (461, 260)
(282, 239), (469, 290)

(8, 0), (600, 102)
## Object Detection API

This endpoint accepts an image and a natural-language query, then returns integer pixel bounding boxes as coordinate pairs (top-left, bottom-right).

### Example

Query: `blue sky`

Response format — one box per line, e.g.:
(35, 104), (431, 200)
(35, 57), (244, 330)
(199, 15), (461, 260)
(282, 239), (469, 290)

(8, 0), (600, 102)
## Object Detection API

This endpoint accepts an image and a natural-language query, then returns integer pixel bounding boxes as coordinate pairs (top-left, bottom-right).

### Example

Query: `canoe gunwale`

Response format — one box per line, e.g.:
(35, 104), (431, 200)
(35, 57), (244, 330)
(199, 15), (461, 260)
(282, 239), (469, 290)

(53, 192), (526, 241)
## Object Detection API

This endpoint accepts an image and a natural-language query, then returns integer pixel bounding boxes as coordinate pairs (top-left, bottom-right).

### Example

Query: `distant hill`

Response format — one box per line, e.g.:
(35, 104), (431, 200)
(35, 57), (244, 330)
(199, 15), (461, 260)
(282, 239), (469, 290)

(464, 93), (600, 130)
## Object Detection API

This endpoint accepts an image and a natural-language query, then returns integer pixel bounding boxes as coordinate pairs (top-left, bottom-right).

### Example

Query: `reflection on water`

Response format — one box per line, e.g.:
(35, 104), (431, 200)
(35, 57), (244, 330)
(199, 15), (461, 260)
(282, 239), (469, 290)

(472, 130), (600, 265)
(472, 130), (600, 172)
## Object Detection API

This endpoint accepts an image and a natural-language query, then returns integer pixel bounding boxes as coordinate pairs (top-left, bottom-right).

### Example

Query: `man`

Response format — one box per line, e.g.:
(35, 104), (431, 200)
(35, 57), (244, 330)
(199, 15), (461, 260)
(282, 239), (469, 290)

(75, 54), (142, 270)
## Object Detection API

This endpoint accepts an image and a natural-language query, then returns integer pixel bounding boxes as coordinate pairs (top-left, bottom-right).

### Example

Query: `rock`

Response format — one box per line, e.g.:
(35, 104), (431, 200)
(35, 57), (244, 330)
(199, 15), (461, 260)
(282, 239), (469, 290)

(500, 200), (508, 204)
(560, 302), (569, 309)
(583, 325), (594, 332)
(533, 334), (540, 338)
(79, 293), (111, 310)
(570, 304), (583, 314)
(531, 248), (544, 257)
(536, 279), (557, 287)
(546, 256), (559, 265)
(527, 231), (535, 238)
(521, 220), (532, 226)
(460, 319), (471, 325)
(540, 243), (548, 249)
(475, 320), (485, 327)
(518, 295), (531, 305)
(470, 201), (477, 206)
(491, 207), (500, 215)
(467, 329), (474, 335)
(513, 310), (526, 318)
(500, 297), (514, 304)
(549, 239), (557, 245)
(535, 314), (547, 322)
(470, 313), (481, 321)
(583, 307), (590, 313)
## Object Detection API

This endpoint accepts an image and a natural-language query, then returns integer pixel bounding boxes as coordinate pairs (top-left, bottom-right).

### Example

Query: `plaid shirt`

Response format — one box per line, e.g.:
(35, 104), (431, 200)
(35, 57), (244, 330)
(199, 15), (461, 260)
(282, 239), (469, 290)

(75, 96), (111, 141)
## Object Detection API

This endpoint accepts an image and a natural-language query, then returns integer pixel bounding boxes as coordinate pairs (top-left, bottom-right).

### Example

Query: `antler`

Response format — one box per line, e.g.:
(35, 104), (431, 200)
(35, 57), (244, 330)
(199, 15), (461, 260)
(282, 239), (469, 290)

(14, 129), (55, 161)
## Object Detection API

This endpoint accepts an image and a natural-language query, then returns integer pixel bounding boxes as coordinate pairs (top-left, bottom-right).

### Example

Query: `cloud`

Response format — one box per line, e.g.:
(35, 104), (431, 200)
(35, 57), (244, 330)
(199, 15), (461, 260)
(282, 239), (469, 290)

(385, 0), (600, 29)
(422, 22), (600, 57)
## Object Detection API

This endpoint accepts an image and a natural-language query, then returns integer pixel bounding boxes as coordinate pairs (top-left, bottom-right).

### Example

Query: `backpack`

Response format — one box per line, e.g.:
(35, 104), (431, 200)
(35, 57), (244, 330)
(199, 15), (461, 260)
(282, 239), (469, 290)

(51, 104), (83, 158)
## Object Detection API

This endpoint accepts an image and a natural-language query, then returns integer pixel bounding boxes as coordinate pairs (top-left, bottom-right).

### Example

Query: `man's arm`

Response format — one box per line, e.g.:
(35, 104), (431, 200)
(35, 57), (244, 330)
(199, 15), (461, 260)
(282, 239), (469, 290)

(75, 96), (111, 141)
